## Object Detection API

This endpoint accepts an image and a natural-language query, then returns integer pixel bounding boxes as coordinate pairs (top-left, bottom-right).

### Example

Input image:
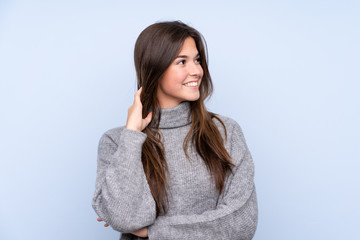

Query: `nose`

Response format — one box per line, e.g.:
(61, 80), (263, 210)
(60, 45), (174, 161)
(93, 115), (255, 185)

(189, 61), (203, 77)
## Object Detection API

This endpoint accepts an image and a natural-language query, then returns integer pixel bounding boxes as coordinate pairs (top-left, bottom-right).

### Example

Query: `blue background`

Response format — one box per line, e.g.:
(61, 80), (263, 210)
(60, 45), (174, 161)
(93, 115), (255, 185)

(1, 0), (359, 239)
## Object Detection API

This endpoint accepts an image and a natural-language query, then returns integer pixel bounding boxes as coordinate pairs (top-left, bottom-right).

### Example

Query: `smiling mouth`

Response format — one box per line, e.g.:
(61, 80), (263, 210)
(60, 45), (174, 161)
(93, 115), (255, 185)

(183, 81), (198, 87)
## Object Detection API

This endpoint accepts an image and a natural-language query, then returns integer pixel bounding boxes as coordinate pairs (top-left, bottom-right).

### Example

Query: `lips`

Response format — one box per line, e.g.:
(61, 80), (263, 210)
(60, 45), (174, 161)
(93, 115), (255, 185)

(183, 80), (198, 84)
(184, 76), (200, 84)
(183, 81), (199, 87)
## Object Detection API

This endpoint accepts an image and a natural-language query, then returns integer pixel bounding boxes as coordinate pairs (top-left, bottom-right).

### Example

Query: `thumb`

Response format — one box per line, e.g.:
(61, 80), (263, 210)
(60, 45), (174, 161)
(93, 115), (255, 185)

(144, 111), (153, 125)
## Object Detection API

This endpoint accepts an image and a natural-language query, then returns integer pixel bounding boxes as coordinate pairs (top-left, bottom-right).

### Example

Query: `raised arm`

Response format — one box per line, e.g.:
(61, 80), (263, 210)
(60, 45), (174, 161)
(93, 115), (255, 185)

(92, 129), (156, 233)
(92, 87), (156, 233)
(147, 121), (258, 240)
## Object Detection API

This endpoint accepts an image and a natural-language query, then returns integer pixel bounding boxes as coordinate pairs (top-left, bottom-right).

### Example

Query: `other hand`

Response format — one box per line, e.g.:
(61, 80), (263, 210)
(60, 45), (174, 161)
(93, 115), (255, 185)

(126, 87), (153, 132)
(131, 227), (148, 238)
(97, 217), (109, 227)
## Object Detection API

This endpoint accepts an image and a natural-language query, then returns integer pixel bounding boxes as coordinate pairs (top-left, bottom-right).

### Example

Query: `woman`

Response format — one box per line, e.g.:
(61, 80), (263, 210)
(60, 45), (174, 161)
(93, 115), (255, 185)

(92, 21), (258, 240)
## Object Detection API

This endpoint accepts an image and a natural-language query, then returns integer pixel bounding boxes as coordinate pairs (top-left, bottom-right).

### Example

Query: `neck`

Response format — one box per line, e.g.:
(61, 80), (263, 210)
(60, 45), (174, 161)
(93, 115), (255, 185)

(150, 101), (192, 129)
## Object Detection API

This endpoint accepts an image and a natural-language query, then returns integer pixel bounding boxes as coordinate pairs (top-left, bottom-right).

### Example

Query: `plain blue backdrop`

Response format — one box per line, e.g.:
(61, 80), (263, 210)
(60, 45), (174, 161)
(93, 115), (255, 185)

(1, 0), (359, 239)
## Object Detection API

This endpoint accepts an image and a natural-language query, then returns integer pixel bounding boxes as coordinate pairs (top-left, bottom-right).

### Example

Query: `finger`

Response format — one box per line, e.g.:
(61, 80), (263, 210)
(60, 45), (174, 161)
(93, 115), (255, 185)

(134, 87), (142, 99)
(97, 218), (102, 222)
(144, 111), (153, 124)
(134, 87), (142, 105)
(104, 223), (109, 227)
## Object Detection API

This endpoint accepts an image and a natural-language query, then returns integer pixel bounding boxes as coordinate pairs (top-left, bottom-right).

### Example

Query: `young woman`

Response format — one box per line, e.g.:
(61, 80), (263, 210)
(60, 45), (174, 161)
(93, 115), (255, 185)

(92, 21), (258, 240)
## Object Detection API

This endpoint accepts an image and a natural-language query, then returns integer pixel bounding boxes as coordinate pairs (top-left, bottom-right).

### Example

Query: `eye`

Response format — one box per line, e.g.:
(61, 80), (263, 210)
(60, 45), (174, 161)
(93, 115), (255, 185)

(195, 57), (201, 63)
(177, 60), (185, 65)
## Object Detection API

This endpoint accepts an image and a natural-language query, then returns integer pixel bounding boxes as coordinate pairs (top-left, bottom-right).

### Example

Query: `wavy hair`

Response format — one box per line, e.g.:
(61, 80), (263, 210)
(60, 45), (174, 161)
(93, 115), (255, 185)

(134, 21), (234, 216)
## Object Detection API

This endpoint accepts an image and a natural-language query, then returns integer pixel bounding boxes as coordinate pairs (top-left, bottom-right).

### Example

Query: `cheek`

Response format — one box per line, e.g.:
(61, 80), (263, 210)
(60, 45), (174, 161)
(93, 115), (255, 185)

(174, 70), (188, 83)
(165, 69), (188, 86)
(199, 66), (204, 77)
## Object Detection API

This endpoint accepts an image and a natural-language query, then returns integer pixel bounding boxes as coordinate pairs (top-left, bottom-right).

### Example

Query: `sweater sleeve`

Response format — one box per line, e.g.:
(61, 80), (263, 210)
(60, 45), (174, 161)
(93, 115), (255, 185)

(92, 128), (156, 233)
(147, 121), (258, 240)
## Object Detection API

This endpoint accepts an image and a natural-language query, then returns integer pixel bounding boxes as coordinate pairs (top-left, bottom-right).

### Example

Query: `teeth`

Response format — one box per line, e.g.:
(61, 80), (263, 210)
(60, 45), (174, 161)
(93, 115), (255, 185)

(184, 81), (198, 87)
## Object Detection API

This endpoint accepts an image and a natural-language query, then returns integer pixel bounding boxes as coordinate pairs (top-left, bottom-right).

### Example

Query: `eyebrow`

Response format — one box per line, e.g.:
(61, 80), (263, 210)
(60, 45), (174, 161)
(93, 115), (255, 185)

(175, 53), (200, 59)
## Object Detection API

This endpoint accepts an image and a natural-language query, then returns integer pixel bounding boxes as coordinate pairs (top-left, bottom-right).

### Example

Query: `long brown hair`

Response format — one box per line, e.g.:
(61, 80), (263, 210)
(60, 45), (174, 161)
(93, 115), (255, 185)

(134, 21), (234, 216)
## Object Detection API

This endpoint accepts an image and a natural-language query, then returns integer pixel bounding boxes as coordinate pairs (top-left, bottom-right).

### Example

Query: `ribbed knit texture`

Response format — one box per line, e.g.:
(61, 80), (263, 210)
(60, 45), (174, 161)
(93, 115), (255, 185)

(92, 101), (258, 240)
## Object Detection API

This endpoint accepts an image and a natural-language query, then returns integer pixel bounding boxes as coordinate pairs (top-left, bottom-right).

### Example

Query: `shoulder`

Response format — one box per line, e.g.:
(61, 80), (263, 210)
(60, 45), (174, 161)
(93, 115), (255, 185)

(98, 126), (126, 147)
(211, 113), (248, 155)
(211, 113), (244, 137)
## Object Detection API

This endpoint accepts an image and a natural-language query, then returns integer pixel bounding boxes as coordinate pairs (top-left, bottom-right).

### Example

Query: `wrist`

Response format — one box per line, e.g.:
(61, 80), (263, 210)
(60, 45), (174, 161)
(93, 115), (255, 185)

(126, 125), (141, 132)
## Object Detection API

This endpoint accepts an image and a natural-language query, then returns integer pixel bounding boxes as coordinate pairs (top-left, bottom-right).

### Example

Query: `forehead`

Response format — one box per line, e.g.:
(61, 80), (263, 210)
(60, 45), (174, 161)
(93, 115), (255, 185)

(178, 37), (198, 54)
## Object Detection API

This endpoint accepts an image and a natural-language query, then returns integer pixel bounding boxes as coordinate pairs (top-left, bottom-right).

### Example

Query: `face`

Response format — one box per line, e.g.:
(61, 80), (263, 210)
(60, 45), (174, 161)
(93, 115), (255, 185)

(157, 37), (204, 108)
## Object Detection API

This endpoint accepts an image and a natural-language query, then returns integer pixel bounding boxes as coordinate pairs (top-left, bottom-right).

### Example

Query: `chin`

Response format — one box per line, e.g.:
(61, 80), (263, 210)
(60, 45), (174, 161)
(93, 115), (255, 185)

(185, 95), (200, 102)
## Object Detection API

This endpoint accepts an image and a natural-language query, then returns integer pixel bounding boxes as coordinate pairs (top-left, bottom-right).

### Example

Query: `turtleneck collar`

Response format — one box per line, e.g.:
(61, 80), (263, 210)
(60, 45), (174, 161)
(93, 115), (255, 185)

(150, 101), (192, 129)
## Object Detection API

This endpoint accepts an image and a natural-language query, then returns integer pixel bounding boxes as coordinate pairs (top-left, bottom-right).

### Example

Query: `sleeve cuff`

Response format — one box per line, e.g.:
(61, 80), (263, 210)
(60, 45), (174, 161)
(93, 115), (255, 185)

(120, 128), (147, 146)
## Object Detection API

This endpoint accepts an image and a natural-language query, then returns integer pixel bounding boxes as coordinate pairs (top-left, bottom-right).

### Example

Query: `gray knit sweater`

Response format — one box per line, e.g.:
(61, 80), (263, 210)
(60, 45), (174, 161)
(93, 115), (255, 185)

(92, 101), (258, 240)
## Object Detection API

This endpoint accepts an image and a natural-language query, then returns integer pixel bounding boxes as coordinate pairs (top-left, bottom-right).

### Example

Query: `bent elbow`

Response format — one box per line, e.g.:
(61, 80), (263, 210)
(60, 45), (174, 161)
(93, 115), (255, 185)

(92, 197), (156, 233)
(242, 190), (258, 240)
(242, 214), (258, 240)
